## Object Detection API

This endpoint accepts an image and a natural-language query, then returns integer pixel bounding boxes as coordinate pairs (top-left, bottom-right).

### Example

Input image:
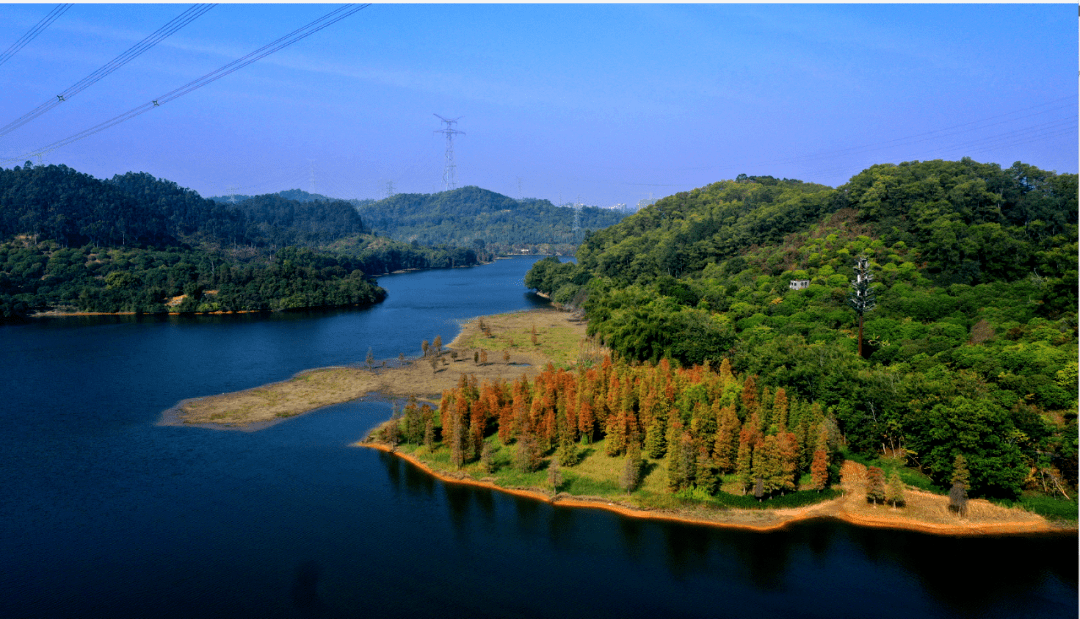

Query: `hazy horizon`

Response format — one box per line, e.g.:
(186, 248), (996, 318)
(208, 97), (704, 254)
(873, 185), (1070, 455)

(0, 4), (1075, 207)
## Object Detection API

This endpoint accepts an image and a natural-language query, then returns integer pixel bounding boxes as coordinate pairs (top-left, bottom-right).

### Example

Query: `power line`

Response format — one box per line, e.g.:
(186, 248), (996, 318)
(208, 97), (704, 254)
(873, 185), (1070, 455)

(4, 4), (370, 164)
(0, 4), (215, 139)
(0, 4), (72, 69)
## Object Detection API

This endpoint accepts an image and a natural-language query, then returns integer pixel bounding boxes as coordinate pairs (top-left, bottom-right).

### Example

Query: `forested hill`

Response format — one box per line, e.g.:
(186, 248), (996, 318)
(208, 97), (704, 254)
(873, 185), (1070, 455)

(0, 163), (485, 320)
(354, 186), (627, 254)
(208, 188), (378, 208)
(0, 164), (368, 249)
(526, 158), (1078, 500)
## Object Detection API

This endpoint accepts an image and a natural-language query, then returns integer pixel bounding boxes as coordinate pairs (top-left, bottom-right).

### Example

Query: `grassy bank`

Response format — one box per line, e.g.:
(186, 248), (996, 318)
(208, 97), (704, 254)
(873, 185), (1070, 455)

(361, 428), (1071, 535)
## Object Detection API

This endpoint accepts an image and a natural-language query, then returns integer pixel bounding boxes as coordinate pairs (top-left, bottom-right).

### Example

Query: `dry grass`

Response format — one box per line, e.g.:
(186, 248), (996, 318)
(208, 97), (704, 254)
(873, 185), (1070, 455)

(170, 308), (593, 428)
(451, 307), (603, 368)
(832, 461), (1051, 532)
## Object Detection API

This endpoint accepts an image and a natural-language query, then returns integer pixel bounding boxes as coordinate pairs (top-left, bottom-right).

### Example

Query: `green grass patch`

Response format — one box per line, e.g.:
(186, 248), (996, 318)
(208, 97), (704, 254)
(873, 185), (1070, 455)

(674, 487), (841, 510)
(992, 493), (1079, 523)
(388, 433), (840, 512)
(562, 470), (621, 496)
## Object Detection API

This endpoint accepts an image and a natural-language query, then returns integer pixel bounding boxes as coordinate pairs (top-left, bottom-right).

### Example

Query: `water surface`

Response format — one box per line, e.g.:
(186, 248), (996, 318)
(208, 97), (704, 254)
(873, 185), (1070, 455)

(1, 256), (1074, 618)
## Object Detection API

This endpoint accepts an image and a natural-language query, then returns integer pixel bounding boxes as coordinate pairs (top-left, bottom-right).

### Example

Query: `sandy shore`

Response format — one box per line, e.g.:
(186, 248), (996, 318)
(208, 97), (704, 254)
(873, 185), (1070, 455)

(358, 443), (1074, 537)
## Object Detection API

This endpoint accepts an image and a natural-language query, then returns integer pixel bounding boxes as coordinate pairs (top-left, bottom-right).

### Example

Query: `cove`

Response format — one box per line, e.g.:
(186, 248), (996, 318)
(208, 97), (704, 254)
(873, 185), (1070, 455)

(0, 256), (1075, 619)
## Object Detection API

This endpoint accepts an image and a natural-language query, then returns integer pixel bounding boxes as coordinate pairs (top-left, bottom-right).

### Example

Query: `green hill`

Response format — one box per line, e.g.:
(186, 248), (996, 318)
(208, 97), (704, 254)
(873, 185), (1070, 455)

(355, 186), (626, 254)
(525, 159), (1078, 500)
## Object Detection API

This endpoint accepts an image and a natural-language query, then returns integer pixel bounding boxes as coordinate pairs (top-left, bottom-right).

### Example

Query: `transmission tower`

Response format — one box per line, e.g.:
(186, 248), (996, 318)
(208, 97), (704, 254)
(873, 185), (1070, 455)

(227, 185), (240, 204)
(433, 114), (464, 191)
(386, 180), (395, 199)
(309, 160), (316, 194)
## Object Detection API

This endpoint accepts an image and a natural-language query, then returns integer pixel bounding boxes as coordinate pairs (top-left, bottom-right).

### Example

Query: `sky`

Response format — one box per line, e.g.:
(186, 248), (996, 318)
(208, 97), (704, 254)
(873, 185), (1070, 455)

(0, 3), (1075, 208)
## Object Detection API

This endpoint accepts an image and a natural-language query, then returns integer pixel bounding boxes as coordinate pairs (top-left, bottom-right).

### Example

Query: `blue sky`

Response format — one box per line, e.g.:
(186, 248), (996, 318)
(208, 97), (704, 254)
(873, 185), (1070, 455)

(0, 3), (1075, 207)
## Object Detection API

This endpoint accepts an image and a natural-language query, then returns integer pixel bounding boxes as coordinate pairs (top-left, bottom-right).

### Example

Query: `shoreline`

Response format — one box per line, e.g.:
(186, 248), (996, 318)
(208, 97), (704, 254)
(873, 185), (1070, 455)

(359, 442), (1075, 537)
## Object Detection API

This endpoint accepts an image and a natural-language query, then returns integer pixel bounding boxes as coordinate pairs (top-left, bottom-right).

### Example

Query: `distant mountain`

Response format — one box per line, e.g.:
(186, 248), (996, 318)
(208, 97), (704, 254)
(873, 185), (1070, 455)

(208, 188), (377, 206)
(354, 186), (627, 254)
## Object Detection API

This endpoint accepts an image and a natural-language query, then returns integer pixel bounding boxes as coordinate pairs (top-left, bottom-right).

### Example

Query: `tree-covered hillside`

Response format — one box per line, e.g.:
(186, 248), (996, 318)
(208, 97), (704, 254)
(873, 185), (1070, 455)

(0, 163), (486, 320)
(526, 159), (1078, 500)
(354, 186), (626, 254)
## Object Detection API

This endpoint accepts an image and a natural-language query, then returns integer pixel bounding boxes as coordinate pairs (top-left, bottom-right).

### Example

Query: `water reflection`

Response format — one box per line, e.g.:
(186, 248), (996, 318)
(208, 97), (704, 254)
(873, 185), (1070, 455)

(402, 455), (435, 498)
(373, 447), (1076, 619)
(443, 483), (472, 533)
(617, 517), (645, 560)
(661, 521), (712, 580)
(377, 451), (401, 492)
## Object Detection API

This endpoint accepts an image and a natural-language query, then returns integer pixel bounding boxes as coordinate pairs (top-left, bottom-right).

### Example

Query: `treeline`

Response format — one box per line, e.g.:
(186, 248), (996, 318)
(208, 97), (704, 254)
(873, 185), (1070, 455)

(0, 241), (384, 316)
(0, 236), (488, 319)
(0, 163), (367, 250)
(354, 185), (626, 251)
(391, 357), (842, 501)
(525, 159), (1078, 499)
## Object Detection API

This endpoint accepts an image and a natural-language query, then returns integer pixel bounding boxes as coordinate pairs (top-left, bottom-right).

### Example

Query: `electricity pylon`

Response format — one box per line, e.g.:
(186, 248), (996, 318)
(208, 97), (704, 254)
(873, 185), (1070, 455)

(434, 114), (464, 191)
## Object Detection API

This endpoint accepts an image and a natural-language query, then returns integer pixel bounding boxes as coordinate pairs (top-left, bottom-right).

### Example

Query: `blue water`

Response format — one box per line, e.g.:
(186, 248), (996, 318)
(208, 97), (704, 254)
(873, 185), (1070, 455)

(1, 256), (1075, 618)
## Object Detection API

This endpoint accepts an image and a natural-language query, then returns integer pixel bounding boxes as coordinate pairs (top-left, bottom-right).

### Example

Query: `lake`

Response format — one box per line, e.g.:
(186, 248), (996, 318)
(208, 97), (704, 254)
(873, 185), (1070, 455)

(1, 256), (1075, 618)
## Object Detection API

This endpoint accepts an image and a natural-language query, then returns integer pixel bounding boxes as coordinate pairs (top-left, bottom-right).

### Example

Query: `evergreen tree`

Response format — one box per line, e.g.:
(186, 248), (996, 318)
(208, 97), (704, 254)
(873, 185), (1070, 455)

(777, 432), (799, 492)
(695, 445), (718, 495)
(645, 416), (667, 459)
(741, 374), (759, 417)
(949, 454), (971, 516)
(515, 429), (541, 473)
(736, 439), (754, 494)
(951, 454), (971, 490)
(866, 466), (886, 505)
(761, 435), (785, 494)
(666, 424), (686, 492)
(555, 431), (580, 467)
(621, 441), (642, 494)
(810, 449), (829, 491)
(547, 457), (563, 496)
(450, 416), (466, 469)
(605, 410), (628, 456)
(423, 417), (435, 452)
(773, 388), (789, 432)
(713, 404), (740, 473)
(480, 440), (494, 474)
(886, 470), (905, 508)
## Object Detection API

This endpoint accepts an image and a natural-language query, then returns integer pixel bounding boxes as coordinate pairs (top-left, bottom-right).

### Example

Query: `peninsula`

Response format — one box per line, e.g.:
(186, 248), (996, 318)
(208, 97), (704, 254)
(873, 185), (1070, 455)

(163, 305), (1076, 536)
